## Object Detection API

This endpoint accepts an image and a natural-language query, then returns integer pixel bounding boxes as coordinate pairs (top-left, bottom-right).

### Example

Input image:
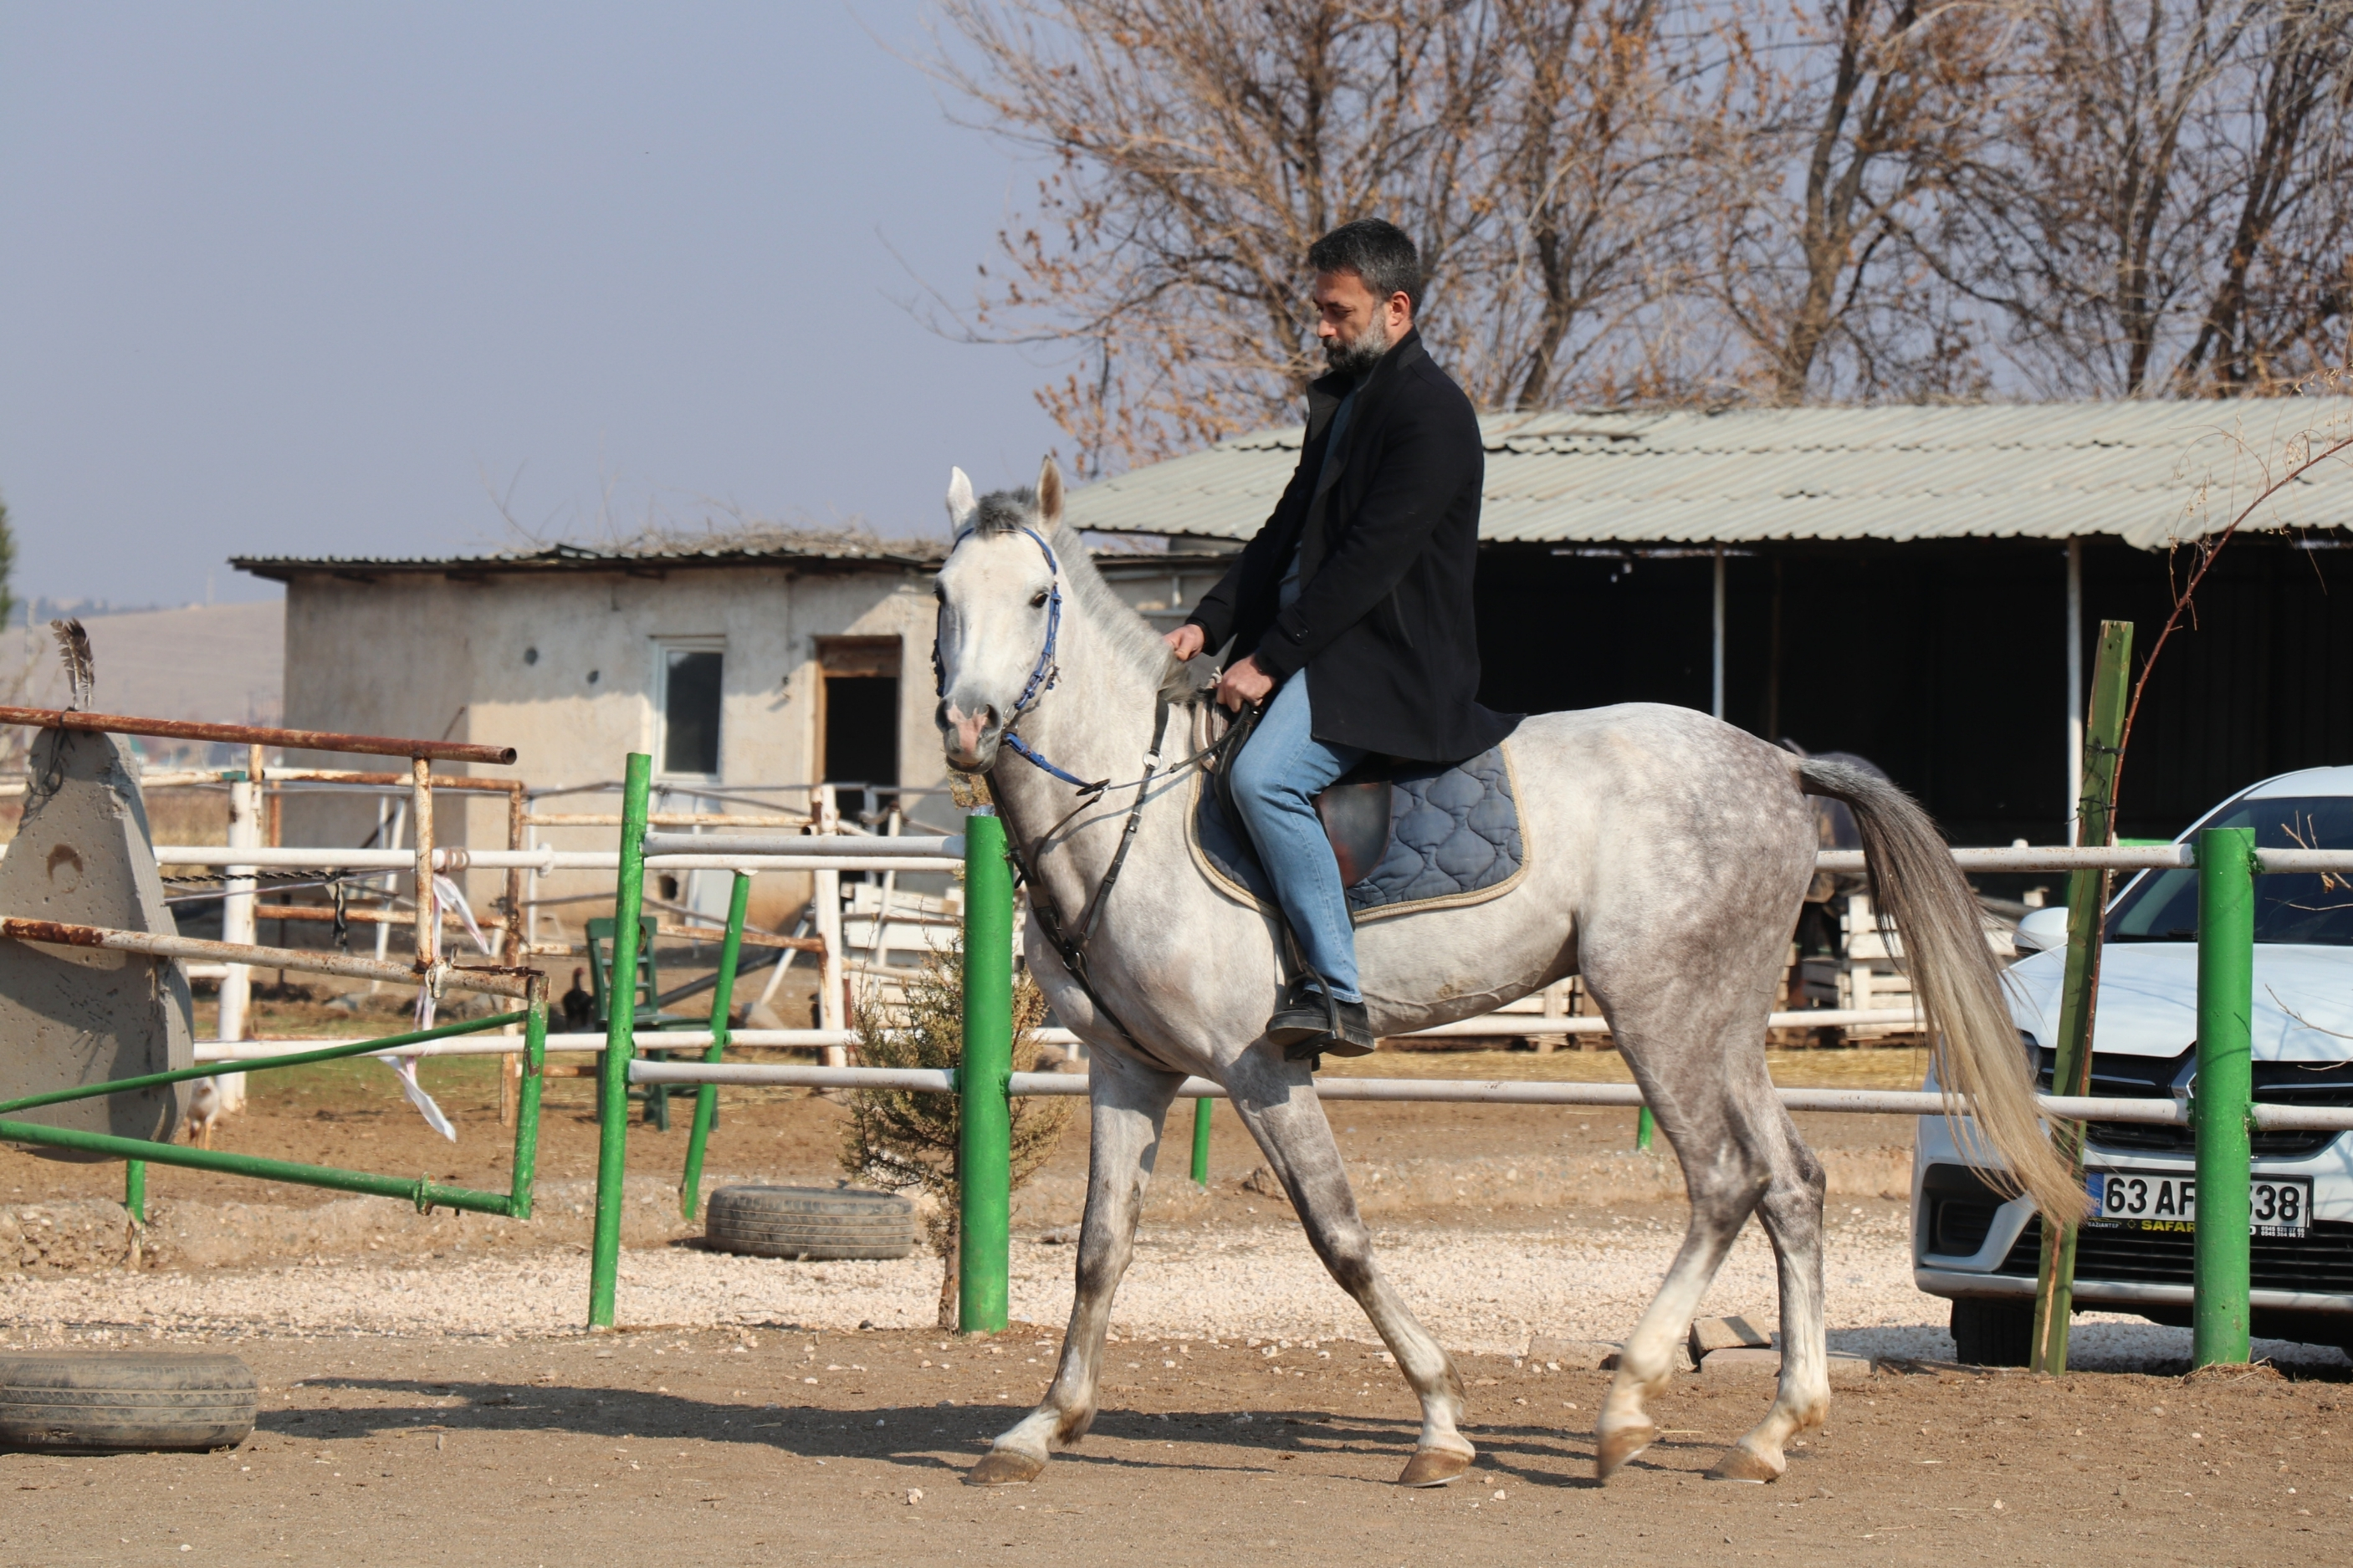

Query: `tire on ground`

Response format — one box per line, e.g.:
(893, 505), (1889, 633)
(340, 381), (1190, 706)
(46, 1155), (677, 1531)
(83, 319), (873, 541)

(1947, 1298), (2033, 1366)
(0, 1353), (257, 1452)
(703, 1184), (916, 1260)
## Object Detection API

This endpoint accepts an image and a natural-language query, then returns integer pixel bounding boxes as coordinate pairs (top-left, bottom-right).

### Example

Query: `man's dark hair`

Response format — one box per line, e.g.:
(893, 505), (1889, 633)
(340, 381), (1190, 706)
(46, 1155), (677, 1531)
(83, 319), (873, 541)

(1307, 219), (1423, 314)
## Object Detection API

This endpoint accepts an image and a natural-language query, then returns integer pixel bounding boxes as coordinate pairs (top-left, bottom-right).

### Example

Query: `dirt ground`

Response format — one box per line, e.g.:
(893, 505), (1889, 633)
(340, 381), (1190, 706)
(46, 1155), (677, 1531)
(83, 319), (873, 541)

(14, 1004), (2353, 1561)
(3, 1327), (2350, 1565)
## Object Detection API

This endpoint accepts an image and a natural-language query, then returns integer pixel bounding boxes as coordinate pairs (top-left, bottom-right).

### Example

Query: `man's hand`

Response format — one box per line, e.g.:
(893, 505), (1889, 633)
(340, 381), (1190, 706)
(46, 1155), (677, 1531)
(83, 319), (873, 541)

(1163, 623), (1206, 662)
(1215, 654), (1275, 712)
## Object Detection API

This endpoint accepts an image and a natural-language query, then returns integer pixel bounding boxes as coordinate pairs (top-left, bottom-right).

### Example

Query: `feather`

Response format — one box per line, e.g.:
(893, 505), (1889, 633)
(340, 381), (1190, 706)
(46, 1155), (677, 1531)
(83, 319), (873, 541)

(48, 618), (94, 712)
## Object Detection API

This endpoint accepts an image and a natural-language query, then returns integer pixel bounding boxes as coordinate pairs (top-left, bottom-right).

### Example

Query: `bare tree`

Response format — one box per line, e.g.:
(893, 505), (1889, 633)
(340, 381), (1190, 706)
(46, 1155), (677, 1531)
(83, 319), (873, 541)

(1694, 0), (2002, 401)
(932, 0), (1506, 473)
(1938, 0), (2353, 396)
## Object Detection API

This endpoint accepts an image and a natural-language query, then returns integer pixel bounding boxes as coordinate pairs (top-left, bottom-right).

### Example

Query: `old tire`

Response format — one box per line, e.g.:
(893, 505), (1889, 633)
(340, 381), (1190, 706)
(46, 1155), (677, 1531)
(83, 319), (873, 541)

(1948, 1298), (2033, 1366)
(0, 1353), (257, 1452)
(703, 1184), (916, 1260)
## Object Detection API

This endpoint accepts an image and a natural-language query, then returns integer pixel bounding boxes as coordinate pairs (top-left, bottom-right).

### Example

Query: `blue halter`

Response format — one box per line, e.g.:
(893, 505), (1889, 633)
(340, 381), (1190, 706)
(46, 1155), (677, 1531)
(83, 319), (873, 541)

(939, 525), (1106, 796)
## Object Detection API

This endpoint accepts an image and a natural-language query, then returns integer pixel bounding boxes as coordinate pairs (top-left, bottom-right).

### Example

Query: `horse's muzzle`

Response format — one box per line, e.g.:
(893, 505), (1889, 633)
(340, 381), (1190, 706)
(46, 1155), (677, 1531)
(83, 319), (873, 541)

(939, 699), (1000, 772)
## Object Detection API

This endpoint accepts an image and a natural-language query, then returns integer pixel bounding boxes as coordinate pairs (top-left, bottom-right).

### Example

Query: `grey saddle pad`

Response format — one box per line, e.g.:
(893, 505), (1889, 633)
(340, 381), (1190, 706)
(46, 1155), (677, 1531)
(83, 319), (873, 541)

(1189, 743), (1529, 923)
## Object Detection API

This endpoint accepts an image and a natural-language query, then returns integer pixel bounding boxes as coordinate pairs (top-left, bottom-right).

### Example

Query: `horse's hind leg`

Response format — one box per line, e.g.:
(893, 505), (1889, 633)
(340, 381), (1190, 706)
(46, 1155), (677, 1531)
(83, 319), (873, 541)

(1592, 1089), (1767, 1480)
(969, 1052), (1181, 1486)
(1708, 1108), (1829, 1483)
(1225, 1053), (1473, 1487)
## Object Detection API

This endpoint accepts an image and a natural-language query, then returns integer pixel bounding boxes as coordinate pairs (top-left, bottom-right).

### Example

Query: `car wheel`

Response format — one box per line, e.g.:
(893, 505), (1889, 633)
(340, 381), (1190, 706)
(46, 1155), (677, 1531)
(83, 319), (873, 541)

(1949, 1299), (2033, 1366)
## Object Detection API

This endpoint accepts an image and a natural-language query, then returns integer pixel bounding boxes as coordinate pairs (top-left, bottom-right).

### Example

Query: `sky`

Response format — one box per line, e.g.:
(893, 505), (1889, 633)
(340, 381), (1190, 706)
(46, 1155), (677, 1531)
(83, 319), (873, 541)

(0, 4), (1068, 607)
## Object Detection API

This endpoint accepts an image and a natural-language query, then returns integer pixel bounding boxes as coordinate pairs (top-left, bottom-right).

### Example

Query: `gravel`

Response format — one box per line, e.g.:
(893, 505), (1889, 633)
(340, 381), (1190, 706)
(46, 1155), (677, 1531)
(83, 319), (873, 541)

(6, 1211), (2345, 1374)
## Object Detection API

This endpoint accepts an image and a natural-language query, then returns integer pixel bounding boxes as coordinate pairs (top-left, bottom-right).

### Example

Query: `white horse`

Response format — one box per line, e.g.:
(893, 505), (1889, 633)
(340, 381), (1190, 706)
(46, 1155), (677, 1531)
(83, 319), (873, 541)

(933, 460), (2074, 1488)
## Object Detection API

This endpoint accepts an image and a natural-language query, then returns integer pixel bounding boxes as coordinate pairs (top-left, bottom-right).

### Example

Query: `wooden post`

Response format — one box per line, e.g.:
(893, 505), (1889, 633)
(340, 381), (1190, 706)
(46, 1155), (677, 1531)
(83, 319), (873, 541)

(500, 782), (526, 1128)
(812, 784), (847, 1067)
(2029, 619), (2134, 1376)
(1535, 979), (1567, 1055)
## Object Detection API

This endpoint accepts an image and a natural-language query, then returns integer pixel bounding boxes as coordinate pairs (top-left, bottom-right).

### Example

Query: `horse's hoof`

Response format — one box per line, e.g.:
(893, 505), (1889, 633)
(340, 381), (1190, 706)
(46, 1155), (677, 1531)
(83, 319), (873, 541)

(1705, 1443), (1783, 1484)
(964, 1448), (1046, 1486)
(1395, 1448), (1473, 1488)
(1593, 1422), (1657, 1481)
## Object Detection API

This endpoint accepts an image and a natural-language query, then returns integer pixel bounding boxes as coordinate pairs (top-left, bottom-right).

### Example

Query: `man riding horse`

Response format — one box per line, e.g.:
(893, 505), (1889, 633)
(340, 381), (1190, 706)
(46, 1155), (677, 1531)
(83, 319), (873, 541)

(1165, 218), (1516, 1060)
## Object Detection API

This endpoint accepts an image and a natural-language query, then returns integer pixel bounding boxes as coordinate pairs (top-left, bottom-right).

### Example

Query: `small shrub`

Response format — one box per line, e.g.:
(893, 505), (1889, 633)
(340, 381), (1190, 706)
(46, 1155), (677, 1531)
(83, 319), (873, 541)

(840, 937), (1071, 1327)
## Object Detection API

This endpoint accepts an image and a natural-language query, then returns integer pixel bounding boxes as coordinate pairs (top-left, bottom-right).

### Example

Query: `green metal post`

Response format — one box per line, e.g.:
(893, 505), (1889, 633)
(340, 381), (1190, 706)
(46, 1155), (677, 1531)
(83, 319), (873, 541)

(1190, 1096), (1213, 1186)
(959, 807), (1013, 1335)
(1634, 1104), (1655, 1152)
(124, 1160), (146, 1226)
(2032, 618), (2134, 1375)
(681, 871), (751, 1219)
(0, 1118), (519, 1213)
(589, 753), (652, 1330)
(506, 980), (547, 1221)
(2193, 826), (2256, 1367)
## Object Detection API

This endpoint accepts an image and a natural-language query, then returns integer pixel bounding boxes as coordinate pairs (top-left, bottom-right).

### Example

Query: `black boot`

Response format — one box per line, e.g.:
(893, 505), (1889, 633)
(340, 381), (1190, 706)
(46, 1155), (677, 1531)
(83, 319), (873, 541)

(1264, 977), (1377, 1060)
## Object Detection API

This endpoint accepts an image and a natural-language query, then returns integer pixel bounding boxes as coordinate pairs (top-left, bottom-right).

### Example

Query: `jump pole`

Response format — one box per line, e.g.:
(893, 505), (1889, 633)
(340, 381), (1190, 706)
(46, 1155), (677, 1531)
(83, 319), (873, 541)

(1190, 1097), (1213, 1186)
(959, 806), (1013, 1335)
(680, 871), (752, 1220)
(2193, 825), (2256, 1366)
(588, 753), (652, 1329)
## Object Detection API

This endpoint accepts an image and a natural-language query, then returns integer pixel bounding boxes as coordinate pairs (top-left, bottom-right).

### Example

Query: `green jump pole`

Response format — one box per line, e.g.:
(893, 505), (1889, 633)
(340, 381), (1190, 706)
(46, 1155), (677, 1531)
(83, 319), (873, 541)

(959, 806), (1013, 1335)
(681, 871), (751, 1220)
(2032, 618), (2134, 1376)
(1634, 1104), (1655, 1152)
(0, 1117), (516, 1213)
(589, 753), (652, 1330)
(506, 980), (548, 1221)
(124, 1160), (146, 1226)
(1190, 1096), (1213, 1186)
(2193, 826), (2256, 1367)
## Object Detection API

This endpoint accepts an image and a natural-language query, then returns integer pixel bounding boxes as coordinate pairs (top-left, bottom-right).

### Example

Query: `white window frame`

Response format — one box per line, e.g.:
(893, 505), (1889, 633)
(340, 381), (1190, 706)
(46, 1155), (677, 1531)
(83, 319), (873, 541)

(652, 636), (728, 781)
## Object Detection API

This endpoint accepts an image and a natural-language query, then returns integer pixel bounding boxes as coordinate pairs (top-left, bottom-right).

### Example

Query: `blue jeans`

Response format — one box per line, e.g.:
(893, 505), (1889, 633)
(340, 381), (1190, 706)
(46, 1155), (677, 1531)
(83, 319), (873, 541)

(1229, 673), (1367, 1002)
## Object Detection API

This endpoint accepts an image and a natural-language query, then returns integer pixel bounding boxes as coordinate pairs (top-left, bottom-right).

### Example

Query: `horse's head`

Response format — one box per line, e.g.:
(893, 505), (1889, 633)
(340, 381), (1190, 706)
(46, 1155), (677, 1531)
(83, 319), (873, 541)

(934, 457), (1069, 772)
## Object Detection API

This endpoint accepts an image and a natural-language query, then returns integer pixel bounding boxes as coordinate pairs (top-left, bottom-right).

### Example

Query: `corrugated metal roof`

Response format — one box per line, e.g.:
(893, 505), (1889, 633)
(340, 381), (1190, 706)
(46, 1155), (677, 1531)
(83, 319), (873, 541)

(1064, 401), (2353, 550)
(233, 531), (948, 583)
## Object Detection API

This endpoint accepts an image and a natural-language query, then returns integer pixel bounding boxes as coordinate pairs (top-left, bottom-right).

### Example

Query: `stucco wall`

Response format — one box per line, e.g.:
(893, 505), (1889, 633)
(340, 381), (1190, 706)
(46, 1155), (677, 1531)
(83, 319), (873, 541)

(275, 562), (940, 925)
(267, 552), (1228, 937)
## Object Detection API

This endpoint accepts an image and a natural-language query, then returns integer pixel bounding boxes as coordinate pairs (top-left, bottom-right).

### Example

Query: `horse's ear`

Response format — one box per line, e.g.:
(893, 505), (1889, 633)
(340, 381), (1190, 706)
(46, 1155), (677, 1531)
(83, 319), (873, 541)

(945, 467), (977, 529)
(1035, 457), (1063, 527)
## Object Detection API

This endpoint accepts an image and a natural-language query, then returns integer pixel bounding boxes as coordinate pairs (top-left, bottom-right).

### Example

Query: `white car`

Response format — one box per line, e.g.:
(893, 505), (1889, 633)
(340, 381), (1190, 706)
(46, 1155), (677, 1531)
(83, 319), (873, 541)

(1912, 765), (2353, 1365)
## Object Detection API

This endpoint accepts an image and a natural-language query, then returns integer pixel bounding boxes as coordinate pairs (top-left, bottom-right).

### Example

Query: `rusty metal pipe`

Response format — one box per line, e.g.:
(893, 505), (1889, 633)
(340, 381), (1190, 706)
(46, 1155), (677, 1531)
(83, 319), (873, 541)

(0, 707), (516, 765)
(0, 917), (533, 999)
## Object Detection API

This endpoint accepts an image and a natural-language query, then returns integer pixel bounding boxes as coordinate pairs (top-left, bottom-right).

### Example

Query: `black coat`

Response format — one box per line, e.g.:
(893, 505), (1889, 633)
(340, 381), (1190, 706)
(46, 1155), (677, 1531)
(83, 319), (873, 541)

(1184, 329), (1518, 763)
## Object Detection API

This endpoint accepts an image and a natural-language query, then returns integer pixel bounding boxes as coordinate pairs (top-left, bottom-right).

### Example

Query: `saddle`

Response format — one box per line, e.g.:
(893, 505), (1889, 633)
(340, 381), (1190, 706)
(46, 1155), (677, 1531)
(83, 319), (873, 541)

(1197, 703), (1527, 923)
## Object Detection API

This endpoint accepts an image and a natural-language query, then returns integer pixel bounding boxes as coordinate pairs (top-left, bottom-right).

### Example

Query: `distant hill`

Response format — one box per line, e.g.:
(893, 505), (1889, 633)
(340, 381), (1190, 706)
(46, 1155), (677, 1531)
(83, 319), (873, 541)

(0, 600), (282, 726)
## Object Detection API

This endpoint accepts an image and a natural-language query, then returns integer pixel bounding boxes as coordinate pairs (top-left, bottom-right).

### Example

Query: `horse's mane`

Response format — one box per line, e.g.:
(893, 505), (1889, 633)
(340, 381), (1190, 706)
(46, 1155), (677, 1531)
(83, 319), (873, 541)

(965, 487), (1193, 702)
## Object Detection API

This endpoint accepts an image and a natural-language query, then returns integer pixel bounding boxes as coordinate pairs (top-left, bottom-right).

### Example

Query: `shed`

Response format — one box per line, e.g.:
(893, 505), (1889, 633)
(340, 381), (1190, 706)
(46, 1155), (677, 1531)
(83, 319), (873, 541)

(1068, 402), (2353, 850)
(230, 534), (1235, 927)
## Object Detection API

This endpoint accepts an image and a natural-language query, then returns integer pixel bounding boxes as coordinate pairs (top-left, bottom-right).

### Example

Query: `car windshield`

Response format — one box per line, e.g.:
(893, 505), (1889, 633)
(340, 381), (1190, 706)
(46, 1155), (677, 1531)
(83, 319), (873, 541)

(2108, 793), (2353, 945)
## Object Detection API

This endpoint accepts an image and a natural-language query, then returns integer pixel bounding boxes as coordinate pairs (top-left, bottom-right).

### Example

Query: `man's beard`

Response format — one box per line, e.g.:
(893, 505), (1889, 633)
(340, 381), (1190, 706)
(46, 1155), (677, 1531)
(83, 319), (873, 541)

(1322, 317), (1391, 375)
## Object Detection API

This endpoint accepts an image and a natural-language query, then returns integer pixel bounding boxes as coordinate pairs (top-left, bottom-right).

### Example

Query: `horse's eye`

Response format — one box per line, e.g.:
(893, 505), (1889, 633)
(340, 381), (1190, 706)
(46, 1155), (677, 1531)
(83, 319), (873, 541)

(1030, 590), (1050, 608)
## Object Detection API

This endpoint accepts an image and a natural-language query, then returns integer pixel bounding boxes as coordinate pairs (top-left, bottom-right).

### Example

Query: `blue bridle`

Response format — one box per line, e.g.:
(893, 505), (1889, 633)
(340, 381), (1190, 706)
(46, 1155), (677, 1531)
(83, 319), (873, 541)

(937, 525), (1105, 795)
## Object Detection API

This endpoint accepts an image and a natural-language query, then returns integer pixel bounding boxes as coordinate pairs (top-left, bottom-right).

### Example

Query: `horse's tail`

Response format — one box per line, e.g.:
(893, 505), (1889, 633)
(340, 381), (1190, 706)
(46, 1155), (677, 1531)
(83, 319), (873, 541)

(1797, 758), (2080, 1224)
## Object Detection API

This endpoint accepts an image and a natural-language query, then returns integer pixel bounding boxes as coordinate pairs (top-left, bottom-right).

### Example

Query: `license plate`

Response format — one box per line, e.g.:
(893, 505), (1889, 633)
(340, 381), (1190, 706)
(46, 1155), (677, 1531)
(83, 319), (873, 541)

(2085, 1168), (2312, 1238)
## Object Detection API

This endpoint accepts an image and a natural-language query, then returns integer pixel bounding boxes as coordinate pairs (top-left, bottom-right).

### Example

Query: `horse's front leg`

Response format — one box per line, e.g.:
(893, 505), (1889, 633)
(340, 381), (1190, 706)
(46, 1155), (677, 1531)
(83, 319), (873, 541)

(1224, 1051), (1475, 1487)
(968, 1050), (1181, 1485)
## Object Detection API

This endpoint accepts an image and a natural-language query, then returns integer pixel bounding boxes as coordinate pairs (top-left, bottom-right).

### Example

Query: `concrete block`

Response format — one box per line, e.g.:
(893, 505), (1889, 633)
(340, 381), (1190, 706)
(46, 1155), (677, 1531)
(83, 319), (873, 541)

(1699, 1348), (1875, 1384)
(1689, 1314), (1775, 1361)
(1524, 1337), (1621, 1371)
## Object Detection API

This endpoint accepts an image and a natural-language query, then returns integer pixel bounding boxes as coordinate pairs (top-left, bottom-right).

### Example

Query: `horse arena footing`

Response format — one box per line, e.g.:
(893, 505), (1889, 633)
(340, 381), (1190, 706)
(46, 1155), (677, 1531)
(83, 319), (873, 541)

(0, 1325), (2346, 1564)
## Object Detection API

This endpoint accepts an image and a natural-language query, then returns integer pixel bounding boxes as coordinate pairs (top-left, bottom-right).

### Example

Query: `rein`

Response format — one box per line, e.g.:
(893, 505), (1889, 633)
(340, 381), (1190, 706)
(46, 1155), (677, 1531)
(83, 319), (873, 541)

(938, 522), (1253, 1054)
